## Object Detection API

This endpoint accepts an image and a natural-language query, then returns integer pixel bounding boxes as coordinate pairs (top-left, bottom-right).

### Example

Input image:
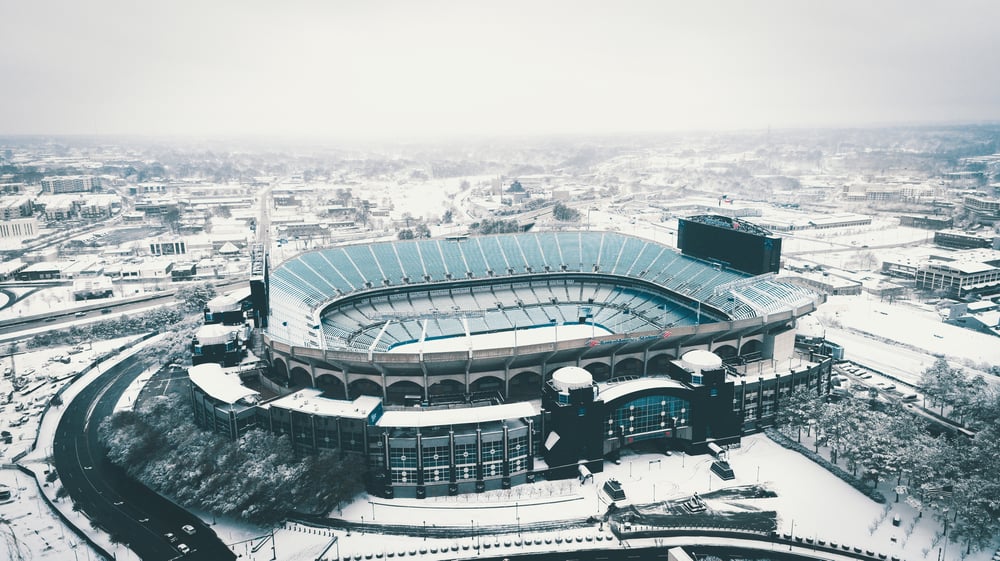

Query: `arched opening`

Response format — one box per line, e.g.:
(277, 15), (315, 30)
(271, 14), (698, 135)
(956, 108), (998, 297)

(740, 339), (762, 358)
(584, 362), (611, 383)
(647, 353), (676, 375)
(713, 345), (738, 360)
(614, 357), (643, 378)
(428, 379), (465, 401)
(348, 378), (383, 400)
(316, 374), (346, 400)
(386, 380), (424, 405)
(289, 366), (313, 388)
(508, 371), (541, 401)
(271, 358), (289, 386)
(469, 375), (504, 398)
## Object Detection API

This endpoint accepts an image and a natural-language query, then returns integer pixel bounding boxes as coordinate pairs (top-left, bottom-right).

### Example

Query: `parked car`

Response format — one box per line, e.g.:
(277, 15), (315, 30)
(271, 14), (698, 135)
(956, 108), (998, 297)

(181, 524), (196, 535)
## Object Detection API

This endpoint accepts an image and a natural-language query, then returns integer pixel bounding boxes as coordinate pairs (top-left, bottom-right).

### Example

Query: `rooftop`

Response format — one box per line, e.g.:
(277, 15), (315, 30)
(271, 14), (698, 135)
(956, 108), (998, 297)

(188, 363), (259, 405)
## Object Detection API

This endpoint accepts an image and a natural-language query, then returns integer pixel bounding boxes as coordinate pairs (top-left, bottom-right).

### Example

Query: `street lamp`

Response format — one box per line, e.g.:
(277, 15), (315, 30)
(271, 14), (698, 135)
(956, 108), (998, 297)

(516, 501), (520, 536)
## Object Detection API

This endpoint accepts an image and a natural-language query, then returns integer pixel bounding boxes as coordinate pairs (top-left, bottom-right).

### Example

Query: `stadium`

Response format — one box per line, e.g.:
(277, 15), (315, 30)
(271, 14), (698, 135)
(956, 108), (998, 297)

(191, 227), (834, 498)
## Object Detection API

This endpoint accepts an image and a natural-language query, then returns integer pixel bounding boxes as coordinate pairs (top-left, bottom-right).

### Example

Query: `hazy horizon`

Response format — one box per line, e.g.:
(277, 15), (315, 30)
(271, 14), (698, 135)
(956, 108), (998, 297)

(3, 0), (1000, 139)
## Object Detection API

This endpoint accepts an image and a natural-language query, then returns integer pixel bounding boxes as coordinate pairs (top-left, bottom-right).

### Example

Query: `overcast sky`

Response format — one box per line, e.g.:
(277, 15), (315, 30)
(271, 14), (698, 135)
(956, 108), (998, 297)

(2, 0), (999, 139)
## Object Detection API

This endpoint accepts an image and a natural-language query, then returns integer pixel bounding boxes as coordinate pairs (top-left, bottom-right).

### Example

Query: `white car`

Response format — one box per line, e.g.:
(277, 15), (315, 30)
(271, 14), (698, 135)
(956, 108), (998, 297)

(177, 543), (190, 554)
(181, 524), (196, 535)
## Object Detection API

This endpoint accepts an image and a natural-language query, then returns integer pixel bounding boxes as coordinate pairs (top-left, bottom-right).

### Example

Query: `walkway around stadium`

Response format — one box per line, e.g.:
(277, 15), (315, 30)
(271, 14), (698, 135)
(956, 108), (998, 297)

(246, 431), (995, 561)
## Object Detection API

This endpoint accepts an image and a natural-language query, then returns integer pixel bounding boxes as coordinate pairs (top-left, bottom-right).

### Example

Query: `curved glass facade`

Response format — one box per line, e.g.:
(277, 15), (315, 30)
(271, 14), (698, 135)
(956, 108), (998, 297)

(607, 394), (690, 441)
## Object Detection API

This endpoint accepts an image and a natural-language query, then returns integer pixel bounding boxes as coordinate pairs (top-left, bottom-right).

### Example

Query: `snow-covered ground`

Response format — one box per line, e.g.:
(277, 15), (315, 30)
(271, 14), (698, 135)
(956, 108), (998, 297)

(816, 293), (1000, 381)
(200, 431), (999, 561)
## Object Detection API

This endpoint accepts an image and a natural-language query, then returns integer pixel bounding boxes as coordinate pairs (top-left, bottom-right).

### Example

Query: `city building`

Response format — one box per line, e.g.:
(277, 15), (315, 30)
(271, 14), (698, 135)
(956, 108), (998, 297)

(0, 196), (34, 221)
(14, 261), (67, 281)
(933, 230), (997, 250)
(40, 175), (100, 194)
(897, 215), (953, 230)
(963, 194), (1000, 223)
(72, 276), (114, 300)
(787, 270), (863, 296)
(915, 256), (1000, 298)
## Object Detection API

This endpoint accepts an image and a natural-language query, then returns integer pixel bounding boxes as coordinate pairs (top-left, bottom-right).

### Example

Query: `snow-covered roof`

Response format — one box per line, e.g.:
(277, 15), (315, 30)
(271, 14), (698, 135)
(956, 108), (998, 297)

(930, 260), (996, 274)
(195, 323), (240, 345)
(966, 300), (997, 312)
(264, 389), (381, 420)
(207, 287), (252, 310)
(0, 259), (25, 275)
(597, 377), (688, 403)
(21, 261), (66, 272)
(377, 401), (538, 428)
(188, 363), (259, 405)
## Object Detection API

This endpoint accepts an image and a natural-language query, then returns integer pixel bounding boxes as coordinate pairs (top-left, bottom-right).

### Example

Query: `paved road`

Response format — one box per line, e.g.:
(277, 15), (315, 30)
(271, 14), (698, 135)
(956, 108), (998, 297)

(0, 277), (248, 338)
(53, 356), (235, 561)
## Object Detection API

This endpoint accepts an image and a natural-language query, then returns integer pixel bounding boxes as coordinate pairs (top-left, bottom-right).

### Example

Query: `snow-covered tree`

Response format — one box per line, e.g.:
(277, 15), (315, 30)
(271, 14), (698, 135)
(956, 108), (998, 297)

(772, 386), (820, 442)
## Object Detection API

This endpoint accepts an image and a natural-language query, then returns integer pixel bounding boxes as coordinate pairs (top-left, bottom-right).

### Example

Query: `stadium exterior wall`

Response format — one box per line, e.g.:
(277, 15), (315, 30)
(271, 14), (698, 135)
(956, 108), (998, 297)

(189, 351), (832, 498)
(261, 301), (818, 403)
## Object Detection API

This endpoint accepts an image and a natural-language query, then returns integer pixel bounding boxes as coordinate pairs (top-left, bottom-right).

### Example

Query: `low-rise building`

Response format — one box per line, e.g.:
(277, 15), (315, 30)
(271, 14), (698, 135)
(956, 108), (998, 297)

(915, 259), (1000, 298)
(72, 275), (114, 300)
(0, 196), (34, 220)
(15, 261), (63, 281)
(934, 229), (997, 250)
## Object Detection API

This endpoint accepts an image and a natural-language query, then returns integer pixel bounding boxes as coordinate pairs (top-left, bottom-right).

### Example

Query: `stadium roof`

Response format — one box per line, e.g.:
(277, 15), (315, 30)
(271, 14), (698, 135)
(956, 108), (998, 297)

(207, 286), (252, 311)
(188, 363), (259, 405)
(598, 377), (689, 404)
(263, 389), (382, 420)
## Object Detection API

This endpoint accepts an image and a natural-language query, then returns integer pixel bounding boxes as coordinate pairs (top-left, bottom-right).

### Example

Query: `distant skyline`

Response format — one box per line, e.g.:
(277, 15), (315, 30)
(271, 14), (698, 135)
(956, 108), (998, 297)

(2, 0), (999, 139)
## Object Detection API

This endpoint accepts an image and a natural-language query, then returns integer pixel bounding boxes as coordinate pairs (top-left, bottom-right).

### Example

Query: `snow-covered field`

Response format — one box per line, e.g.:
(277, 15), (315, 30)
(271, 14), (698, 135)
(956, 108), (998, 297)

(816, 293), (1000, 381)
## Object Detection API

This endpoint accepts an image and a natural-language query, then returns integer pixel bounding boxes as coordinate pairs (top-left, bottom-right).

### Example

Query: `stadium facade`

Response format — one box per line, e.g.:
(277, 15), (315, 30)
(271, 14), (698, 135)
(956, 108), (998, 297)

(189, 230), (832, 498)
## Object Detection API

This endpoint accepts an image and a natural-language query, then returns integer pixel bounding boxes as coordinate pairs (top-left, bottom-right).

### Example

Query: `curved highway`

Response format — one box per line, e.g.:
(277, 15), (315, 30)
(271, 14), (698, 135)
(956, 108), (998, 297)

(53, 355), (235, 560)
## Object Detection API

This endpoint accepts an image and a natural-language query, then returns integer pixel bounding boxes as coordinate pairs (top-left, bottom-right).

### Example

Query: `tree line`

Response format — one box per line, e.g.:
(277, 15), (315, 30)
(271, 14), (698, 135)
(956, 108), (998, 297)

(774, 358), (1000, 552)
(98, 396), (365, 525)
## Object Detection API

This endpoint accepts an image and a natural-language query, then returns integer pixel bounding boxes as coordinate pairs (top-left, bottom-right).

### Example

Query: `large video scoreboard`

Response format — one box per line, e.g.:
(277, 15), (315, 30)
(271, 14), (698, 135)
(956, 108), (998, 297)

(677, 216), (781, 275)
